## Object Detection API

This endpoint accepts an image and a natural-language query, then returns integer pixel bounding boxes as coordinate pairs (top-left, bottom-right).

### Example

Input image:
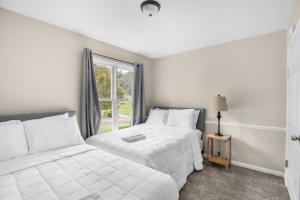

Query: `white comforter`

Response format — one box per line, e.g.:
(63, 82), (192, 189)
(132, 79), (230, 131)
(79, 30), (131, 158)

(86, 124), (203, 189)
(0, 144), (178, 200)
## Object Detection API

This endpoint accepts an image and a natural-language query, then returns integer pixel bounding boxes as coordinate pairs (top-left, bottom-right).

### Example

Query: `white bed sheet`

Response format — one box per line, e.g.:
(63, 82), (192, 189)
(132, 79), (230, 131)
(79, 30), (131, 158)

(86, 124), (203, 190)
(0, 144), (178, 200)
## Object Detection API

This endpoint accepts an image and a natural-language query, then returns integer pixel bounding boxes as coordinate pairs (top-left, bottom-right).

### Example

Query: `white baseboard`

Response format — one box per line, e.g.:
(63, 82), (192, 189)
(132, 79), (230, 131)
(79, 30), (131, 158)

(231, 160), (284, 177)
(203, 154), (284, 177)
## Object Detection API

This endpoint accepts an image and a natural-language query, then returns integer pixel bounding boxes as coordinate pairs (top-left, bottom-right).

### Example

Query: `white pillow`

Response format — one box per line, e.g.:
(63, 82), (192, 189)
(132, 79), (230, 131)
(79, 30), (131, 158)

(23, 115), (85, 153)
(146, 109), (169, 126)
(0, 120), (20, 126)
(167, 109), (196, 130)
(0, 122), (28, 161)
(193, 110), (200, 129)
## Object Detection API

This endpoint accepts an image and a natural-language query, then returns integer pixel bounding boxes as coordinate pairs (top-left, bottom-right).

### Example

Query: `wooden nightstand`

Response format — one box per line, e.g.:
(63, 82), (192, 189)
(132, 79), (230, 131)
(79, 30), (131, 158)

(206, 133), (231, 172)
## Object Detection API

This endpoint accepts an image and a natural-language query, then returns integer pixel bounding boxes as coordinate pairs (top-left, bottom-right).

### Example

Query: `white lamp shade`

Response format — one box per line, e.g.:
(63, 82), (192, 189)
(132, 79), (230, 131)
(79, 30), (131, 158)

(211, 95), (228, 111)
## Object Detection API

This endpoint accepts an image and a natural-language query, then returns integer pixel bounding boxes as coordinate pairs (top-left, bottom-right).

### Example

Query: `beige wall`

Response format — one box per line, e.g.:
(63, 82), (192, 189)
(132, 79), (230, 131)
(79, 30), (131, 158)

(0, 7), (288, 172)
(0, 8), (152, 116)
(152, 31), (287, 172)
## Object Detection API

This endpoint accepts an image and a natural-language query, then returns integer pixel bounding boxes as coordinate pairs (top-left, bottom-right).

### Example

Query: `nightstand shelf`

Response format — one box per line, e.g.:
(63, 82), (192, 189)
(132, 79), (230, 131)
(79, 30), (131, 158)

(207, 156), (229, 166)
(206, 133), (231, 171)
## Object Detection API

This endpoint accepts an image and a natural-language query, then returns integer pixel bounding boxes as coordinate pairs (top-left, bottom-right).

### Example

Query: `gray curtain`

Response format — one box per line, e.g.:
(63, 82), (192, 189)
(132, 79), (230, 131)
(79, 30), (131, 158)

(132, 63), (146, 125)
(80, 48), (101, 139)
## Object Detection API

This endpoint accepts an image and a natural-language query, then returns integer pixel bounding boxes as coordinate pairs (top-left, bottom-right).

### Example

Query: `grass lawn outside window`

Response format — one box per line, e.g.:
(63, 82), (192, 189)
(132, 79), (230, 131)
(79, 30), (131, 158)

(99, 100), (132, 133)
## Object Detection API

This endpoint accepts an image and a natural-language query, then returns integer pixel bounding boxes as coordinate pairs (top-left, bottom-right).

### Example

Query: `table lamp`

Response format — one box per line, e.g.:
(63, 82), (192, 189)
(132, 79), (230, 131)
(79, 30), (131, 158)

(211, 94), (228, 136)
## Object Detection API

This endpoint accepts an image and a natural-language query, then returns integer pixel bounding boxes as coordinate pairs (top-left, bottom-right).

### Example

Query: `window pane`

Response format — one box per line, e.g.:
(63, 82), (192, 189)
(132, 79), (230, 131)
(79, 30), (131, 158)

(94, 65), (112, 99)
(117, 67), (133, 100)
(100, 101), (112, 133)
(118, 100), (132, 129)
(117, 67), (133, 129)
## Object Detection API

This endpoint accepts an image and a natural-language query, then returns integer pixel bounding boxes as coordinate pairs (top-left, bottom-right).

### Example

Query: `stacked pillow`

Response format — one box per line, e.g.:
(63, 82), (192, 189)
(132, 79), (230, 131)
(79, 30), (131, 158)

(0, 120), (28, 162)
(146, 108), (200, 130)
(23, 114), (84, 154)
(146, 109), (169, 126)
(0, 113), (84, 162)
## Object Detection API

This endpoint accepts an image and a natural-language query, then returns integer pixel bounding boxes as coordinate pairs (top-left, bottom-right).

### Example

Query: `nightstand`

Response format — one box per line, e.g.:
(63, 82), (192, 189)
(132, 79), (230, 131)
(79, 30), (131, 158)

(206, 133), (231, 172)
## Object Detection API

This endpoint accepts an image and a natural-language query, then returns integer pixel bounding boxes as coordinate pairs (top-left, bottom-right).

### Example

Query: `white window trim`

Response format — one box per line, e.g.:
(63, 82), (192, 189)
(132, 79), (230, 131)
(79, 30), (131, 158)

(93, 55), (134, 133)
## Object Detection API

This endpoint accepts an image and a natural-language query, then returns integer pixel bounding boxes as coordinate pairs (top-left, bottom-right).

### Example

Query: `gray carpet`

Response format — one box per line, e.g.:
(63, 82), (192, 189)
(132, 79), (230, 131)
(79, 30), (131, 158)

(179, 162), (290, 200)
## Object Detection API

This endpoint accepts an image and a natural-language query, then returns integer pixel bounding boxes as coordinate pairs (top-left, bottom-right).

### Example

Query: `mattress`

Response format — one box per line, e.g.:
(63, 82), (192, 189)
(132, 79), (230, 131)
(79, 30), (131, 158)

(0, 144), (178, 200)
(86, 124), (203, 190)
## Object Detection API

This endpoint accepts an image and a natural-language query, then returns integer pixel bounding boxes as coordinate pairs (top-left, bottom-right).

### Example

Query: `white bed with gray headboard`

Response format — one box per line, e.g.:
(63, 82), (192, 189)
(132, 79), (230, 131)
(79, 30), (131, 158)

(0, 111), (178, 200)
(86, 107), (206, 190)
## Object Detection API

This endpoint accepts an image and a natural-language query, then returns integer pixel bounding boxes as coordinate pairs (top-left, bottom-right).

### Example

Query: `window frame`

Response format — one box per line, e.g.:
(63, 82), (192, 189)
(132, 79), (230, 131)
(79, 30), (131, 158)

(93, 55), (134, 133)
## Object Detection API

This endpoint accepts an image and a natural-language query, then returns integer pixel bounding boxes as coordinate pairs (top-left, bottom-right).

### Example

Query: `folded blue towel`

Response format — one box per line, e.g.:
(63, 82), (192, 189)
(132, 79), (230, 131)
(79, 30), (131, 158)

(122, 134), (146, 142)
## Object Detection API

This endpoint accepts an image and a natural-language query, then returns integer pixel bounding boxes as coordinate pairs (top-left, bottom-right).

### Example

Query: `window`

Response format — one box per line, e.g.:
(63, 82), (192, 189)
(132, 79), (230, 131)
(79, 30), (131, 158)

(93, 56), (134, 134)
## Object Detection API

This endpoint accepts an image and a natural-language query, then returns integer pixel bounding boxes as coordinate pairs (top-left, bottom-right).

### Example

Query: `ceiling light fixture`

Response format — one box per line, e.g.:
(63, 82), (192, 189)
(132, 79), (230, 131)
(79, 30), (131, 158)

(140, 0), (161, 17)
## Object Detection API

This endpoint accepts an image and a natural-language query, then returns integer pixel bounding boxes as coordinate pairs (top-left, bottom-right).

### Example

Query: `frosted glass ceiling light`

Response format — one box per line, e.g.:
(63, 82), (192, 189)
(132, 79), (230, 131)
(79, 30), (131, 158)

(140, 0), (161, 17)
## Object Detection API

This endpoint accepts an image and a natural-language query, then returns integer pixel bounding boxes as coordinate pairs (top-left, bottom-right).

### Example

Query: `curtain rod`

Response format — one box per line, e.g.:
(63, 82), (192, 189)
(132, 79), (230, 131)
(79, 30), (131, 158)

(92, 53), (134, 65)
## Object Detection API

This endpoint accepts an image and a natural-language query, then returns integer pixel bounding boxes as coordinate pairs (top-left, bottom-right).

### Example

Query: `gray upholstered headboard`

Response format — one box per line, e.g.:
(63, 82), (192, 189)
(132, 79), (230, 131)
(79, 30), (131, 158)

(153, 106), (206, 133)
(0, 111), (76, 122)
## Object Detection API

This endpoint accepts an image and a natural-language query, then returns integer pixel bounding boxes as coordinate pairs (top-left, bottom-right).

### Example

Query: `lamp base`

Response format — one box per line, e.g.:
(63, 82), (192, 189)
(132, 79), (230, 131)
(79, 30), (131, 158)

(216, 111), (223, 137)
(215, 132), (224, 137)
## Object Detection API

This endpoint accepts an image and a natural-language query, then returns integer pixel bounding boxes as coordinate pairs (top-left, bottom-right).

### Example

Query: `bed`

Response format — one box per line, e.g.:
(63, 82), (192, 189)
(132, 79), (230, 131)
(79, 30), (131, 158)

(86, 107), (205, 190)
(0, 111), (178, 200)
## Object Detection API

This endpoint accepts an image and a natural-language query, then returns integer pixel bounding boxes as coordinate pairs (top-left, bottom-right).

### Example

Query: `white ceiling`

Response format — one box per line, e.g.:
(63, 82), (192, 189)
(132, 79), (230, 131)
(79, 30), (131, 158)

(0, 0), (295, 58)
